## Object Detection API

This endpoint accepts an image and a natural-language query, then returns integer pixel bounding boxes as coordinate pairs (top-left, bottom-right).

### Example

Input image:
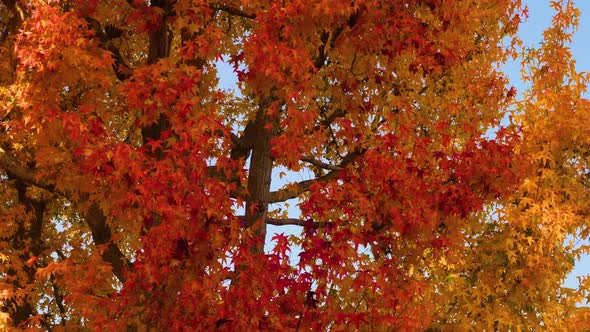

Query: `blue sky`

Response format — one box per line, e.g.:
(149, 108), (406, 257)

(217, 0), (590, 288)
(504, 1), (590, 83)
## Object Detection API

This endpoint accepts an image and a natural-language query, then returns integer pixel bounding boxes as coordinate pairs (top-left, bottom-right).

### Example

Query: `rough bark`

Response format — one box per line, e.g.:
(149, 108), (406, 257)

(244, 110), (274, 254)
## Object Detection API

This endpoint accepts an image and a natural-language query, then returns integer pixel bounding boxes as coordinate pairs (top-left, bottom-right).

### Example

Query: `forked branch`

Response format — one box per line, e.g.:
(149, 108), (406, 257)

(0, 149), (131, 282)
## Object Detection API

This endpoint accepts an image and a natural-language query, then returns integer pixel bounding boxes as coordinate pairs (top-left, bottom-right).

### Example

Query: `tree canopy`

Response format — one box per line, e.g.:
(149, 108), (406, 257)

(1, 0), (590, 330)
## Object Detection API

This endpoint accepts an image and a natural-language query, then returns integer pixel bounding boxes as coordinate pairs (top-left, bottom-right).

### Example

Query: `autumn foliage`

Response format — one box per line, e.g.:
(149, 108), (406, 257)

(1, 0), (590, 330)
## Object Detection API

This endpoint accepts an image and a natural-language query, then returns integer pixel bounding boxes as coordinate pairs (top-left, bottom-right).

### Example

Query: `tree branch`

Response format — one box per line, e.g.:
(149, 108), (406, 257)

(0, 149), (51, 190)
(85, 16), (132, 81)
(268, 170), (340, 203)
(237, 216), (327, 228)
(269, 150), (362, 203)
(0, 0), (25, 43)
(267, 218), (305, 226)
(85, 202), (131, 282)
(269, 218), (327, 228)
(230, 120), (257, 161)
(300, 156), (342, 171)
(147, 0), (173, 65)
(124, 0), (139, 9)
(3, 180), (48, 327)
(316, 107), (347, 131)
(50, 274), (67, 326)
(312, 10), (360, 71)
(84, 16), (131, 81)
(313, 30), (331, 70)
(0, 149), (131, 282)
(210, 3), (256, 19)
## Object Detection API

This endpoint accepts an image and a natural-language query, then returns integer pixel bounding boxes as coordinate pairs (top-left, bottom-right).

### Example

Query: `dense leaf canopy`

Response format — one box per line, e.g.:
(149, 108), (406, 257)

(1, 0), (590, 330)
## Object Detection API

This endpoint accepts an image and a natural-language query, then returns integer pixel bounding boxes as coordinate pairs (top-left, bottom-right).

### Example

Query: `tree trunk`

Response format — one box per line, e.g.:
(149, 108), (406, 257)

(244, 110), (274, 254)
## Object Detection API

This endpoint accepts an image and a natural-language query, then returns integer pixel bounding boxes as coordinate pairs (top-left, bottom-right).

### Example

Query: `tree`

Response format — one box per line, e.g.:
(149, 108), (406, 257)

(0, 0), (587, 330)
(426, 2), (590, 330)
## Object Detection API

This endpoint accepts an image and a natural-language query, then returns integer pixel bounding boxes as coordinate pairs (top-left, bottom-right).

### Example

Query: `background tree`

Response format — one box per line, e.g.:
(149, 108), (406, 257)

(427, 2), (590, 330)
(0, 0), (587, 330)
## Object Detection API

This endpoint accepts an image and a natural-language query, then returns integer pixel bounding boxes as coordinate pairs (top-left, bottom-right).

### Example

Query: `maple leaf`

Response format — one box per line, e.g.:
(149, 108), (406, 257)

(0, 0), (587, 330)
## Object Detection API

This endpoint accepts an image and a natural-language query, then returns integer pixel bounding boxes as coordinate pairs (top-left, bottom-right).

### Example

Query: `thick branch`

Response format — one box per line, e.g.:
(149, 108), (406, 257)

(147, 0), (172, 65)
(269, 150), (362, 203)
(313, 31), (330, 70)
(269, 170), (340, 203)
(50, 274), (67, 326)
(267, 218), (305, 226)
(312, 11), (360, 71)
(229, 120), (257, 162)
(140, 0), (173, 158)
(124, 0), (141, 10)
(86, 202), (131, 281)
(300, 156), (342, 171)
(0, 149), (131, 282)
(319, 107), (347, 128)
(0, 0), (25, 43)
(0, 149), (52, 190)
(85, 17), (132, 80)
(238, 216), (328, 228)
(210, 3), (256, 19)
(3, 180), (47, 327)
